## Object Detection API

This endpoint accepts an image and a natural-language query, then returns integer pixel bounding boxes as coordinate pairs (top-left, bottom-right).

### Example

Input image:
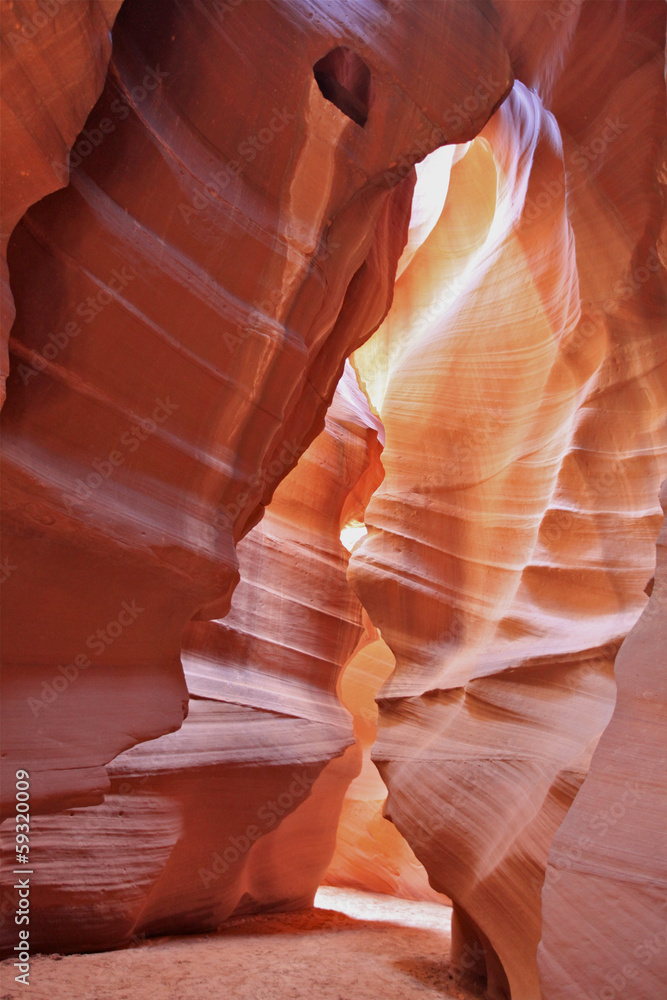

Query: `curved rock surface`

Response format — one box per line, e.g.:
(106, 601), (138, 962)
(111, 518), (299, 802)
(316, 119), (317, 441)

(0, 364), (383, 953)
(0, 0), (122, 405)
(324, 636), (446, 903)
(1, 2), (666, 997)
(350, 2), (666, 997)
(538, 480), (667, 1000)
(0, 0), (511, 818)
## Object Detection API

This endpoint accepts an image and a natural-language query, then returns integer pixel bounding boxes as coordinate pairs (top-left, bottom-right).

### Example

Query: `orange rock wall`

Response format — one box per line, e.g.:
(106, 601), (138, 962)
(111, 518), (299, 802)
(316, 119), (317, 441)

(1, 3), (666, 997)
(324, 635), (446, 903)
(0, 0), (510, 818)
(0, 0), (123, 404)
(0, 0), (512, 958)
(350, 2), (666, 997)
(0, 367), (382, 952)
(539, 483), (667, 999)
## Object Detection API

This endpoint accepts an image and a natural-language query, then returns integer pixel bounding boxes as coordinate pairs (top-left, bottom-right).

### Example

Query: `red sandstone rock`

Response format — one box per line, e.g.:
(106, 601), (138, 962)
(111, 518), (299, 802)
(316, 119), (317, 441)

(2, 1), (665, 996)
(0, 0), (511, 822)
(324, 636), (446, 903)
(0, 364), (384, 953)
(0, 0), (122, 406)
(538, 480), (667, 1000)
(350, 2), (667, 996)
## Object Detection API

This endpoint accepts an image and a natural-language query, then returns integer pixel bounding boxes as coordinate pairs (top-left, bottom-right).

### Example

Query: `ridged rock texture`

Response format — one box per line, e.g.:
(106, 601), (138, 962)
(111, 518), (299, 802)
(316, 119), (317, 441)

(1, 1), (666, 998)
(350, 2), (667, 998)
(324, 634), (446, 903)
(0, 0), (123, 405)
(0, 364), (385, 953)
(0, 0), (512, 817)
(538, 480), (667, 1000)
(0, 0), (512, 957)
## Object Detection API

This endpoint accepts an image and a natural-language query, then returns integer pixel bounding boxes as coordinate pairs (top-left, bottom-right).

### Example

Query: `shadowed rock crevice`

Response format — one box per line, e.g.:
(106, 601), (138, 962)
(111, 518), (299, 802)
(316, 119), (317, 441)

(314, 47), (372, 127)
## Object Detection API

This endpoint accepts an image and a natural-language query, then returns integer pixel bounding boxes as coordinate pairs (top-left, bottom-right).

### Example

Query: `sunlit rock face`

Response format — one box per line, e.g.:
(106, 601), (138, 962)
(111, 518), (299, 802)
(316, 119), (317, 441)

(2, 0), (665, 990)
(0, 0), (511, 821)
(324, 635), (446, 903)
(350, 2), (666, 997)
(0, 0), (123, 406)
(539, 480), (667, 1000)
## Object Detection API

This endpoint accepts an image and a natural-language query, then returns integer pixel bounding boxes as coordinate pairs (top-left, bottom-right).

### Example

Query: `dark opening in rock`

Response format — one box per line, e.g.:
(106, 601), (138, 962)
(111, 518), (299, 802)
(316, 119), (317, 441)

(313, 47), (372, 127)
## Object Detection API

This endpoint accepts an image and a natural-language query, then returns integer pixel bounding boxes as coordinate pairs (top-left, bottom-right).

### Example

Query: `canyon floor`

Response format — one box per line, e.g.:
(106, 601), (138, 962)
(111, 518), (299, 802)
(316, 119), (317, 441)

(0, 888), (482, 1000)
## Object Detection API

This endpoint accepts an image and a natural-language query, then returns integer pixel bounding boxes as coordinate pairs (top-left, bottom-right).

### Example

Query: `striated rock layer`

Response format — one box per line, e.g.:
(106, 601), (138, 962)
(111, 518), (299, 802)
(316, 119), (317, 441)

(0, 0), (123, 405)
(0, 0), (512, 821)
(2, 0), (665, 993)
(350, 2), (667, 997)
(0, 364), (384, 953)
(538, 479), (667, 1000)
(324, 636), (446, 903)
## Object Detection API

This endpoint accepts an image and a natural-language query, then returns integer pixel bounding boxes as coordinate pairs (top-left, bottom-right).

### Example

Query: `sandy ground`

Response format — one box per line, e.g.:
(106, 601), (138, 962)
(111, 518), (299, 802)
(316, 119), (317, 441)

(0, 888), (483, 1000)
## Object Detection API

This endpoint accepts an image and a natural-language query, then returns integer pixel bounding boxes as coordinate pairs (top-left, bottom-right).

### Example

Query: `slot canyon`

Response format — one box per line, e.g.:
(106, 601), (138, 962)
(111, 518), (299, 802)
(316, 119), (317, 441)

(0, 1), (665, 998)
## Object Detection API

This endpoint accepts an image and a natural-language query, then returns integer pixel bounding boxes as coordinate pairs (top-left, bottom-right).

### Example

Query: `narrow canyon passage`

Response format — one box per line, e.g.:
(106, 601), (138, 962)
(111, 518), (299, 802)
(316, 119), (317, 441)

(1, 890), (480, 1000)
(1, 2), (666, 1000)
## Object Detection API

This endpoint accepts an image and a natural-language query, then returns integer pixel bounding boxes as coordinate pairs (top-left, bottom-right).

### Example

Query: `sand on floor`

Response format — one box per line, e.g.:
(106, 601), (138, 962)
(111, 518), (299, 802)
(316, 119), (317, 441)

(0, 888), (484, 1000)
